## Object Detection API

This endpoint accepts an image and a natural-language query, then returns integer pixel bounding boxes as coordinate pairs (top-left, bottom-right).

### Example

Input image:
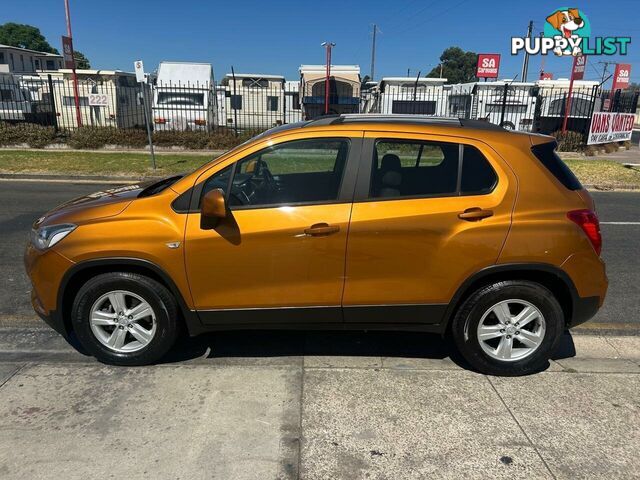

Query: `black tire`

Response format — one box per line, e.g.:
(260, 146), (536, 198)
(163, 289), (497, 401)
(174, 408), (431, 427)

(71, 272), (179, 366)
(451, 280), (564, 376)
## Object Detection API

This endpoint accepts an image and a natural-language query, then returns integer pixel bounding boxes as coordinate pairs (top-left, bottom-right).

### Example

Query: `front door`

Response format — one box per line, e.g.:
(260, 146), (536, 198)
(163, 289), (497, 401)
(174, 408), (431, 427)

(342, 132), (516, 324)
(184, 134), (360, 324)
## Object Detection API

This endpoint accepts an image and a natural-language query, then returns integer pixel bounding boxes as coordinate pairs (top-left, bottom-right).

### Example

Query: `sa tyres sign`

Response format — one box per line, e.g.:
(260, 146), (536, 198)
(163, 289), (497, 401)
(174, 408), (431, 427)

(571, 55), (586, 81)
(612, 64), (631, 90)
(587, 112), (635, 145)
(476, 54), (500, 78)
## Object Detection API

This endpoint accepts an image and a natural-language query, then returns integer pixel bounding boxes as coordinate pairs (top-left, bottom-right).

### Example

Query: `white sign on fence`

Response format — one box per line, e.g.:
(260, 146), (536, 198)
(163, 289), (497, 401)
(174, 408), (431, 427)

(88, 93), (109, 107)
(587, 112), (636, 145)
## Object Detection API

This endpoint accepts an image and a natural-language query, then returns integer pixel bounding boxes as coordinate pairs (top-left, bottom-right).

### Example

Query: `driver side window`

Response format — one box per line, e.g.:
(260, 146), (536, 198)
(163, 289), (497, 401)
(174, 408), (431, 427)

(203, 138), (350, 209)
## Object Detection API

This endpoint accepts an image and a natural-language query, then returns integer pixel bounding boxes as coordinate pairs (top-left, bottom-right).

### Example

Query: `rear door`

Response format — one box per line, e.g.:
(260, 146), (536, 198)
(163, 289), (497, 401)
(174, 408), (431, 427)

(342, 131), (517, 324)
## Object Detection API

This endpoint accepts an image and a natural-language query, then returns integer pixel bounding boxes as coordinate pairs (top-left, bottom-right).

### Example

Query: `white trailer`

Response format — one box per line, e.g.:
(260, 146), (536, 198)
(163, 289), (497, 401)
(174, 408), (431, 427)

(0, 66), (32, 122)
(448, 81), (538, 131)
(363, 77), (449, 116)
(152, 62), (217, 131)
(221, 73), (286, 130)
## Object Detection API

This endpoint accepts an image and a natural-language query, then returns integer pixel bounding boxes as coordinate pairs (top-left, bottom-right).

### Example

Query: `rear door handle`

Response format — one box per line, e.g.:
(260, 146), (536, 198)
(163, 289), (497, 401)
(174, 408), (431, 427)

(458, 208), (494, 221)
(304, 223), (340, 236)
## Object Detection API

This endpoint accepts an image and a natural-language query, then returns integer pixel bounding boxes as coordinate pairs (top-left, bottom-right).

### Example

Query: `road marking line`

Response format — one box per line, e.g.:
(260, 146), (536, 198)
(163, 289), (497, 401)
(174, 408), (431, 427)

(600, 222), (640, 225)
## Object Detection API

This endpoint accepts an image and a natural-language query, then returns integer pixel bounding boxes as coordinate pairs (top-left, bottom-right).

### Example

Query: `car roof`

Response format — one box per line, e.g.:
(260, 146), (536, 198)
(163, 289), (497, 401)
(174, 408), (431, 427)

(263, 114), (506, 137)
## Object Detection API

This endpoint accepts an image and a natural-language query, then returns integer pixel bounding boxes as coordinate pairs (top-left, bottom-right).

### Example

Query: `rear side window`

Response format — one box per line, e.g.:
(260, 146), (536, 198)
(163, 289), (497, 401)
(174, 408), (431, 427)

(531, 142), (582, 190)
(368, 139), (497, 199)
(461, 145), (497, 195)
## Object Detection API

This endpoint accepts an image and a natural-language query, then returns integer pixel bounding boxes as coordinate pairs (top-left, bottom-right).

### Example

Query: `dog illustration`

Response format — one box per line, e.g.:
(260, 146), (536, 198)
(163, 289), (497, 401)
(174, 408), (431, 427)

(546, 8), (584, 56)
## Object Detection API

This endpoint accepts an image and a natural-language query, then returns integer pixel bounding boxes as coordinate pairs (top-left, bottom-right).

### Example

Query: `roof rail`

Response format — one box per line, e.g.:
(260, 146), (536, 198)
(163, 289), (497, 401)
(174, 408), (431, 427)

(303, 114), (505, 131)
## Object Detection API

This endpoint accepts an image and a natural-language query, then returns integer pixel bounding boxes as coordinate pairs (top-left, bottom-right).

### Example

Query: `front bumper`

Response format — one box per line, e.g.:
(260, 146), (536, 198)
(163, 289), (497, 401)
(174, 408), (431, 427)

(24, 243), (74, 333)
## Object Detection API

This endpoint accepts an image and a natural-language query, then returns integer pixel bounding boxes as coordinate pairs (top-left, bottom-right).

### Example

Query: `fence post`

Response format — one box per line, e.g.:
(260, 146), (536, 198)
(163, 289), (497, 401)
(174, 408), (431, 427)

(141, 81), (156, 170)
(231, 67), (239, 137)
(499, 83), (508, 127)
(282, 87), (287, 125)
(47, 74), (59, 133)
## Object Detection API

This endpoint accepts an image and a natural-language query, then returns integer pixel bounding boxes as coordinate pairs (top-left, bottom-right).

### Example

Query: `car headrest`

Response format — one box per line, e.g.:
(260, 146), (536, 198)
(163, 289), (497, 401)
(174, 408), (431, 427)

(381, 154), (401, 172)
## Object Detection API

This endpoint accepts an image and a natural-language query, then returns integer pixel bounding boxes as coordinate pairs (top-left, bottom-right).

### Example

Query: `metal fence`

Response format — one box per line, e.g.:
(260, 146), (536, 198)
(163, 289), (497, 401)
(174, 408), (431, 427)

(1, 74), (638, 142)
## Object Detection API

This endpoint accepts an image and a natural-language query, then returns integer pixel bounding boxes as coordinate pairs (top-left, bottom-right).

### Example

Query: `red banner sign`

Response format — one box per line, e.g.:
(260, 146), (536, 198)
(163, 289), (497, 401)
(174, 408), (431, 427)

(476, 54), (500, 79)
(571, 55), (586, 81)
(61, 35), (75, 69)
(612, 63), (631, 90)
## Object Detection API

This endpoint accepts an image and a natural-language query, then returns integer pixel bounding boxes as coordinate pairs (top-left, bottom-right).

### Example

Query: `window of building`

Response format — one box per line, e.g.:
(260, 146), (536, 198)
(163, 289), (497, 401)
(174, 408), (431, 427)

(20, 55), (25, 71)
(35, 59), (40, 69)
(10, 53), (15, 70)
(63, 96), (89, 107)
(0, 52), (5, 64)
(0, 88), (15, 102)
(46, 60), (55, 70)
(242, 78), (269, 88)
(230, 95), (242, 110)
(202, 138), (350, 208)
(391, 100), (436, 115)
(156, 92), (204, 106)
(267, 96), (279, 111)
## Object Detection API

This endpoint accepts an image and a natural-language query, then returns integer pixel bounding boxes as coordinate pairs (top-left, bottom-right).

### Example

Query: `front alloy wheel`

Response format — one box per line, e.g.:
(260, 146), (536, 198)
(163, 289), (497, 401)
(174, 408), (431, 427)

(89, 290), (157, 353)
(72, 272), (179, 366)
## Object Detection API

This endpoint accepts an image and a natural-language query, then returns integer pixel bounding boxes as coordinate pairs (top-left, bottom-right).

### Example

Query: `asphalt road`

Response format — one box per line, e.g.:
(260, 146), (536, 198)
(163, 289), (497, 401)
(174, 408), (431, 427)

(0, 180), (638, 326)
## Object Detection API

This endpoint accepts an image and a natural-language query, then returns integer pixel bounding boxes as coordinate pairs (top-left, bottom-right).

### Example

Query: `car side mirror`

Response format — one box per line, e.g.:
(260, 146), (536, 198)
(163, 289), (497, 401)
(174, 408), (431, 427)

(200, 188), (226, 229)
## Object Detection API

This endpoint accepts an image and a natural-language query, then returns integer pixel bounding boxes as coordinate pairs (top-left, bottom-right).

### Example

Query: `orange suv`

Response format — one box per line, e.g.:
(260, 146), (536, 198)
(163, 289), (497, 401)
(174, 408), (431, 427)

(24, 115), (607, 375)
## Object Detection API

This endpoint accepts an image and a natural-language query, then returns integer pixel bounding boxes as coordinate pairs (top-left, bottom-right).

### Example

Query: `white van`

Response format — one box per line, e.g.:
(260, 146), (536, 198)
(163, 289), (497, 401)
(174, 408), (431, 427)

(152, 62), (217, 132)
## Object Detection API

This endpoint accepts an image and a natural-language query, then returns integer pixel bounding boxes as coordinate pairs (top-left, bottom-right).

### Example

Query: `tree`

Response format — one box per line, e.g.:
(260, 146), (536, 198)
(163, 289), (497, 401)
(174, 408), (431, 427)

(73, 51), (91, 69)
(426, 47), (478, 84)
(0, 23), (58, 54)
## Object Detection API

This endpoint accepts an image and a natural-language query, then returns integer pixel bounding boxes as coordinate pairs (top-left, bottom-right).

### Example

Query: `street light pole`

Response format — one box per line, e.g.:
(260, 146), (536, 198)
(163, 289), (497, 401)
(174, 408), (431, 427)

(63, 0), (82, 127)
(321, 42), (335, 115)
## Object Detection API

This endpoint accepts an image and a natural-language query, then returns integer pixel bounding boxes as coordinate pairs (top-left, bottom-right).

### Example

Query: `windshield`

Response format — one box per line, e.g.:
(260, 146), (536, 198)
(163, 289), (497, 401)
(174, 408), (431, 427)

(157, 92), (205, 106)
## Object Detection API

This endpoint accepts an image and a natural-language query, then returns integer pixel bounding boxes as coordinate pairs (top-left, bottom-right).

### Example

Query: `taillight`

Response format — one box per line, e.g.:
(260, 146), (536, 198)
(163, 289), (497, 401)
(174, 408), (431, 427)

(194, 119), (206, 126)
(567, 209), (602, 256)
(154, 117), (166, 124)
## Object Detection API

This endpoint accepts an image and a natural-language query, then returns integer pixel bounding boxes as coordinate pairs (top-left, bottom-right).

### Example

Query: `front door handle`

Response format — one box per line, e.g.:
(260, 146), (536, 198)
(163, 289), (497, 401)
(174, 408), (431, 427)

(458, 207), (494, 221)
(304, 223), (340, 236)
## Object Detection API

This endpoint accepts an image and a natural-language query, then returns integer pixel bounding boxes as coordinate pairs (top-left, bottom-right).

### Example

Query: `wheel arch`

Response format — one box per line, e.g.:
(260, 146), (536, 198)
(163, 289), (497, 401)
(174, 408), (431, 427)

(443, 263), (578, 334)
(56, 258), (200, 337)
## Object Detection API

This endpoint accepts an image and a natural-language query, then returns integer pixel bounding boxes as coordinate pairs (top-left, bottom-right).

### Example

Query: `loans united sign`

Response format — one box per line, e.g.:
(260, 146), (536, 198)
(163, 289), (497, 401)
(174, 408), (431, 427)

(476, 54), (500, 79)
(587, 112), (635, 145)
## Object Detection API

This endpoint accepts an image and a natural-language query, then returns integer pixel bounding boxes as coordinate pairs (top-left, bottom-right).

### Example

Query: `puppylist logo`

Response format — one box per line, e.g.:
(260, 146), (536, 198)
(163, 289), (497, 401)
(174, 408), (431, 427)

(512, 7), (631, 56)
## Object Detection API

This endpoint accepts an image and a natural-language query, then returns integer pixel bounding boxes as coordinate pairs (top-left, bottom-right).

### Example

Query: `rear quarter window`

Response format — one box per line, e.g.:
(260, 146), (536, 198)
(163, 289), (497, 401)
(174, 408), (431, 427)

(531, 141), (583, 190)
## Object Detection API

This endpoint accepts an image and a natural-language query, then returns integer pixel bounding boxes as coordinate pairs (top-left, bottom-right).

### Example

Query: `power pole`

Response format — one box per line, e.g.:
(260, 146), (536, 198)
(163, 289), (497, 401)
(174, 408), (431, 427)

(63, 0), (82, 127)
(370, 24), (378, 81)
(321, 42), (335, 115)
(598, 61), (612, 86)
(521, 20), (533, 82)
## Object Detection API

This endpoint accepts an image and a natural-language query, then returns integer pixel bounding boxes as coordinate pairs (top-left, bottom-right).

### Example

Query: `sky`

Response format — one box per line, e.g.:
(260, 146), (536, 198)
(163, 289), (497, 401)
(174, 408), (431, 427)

(3, 0), (639, 86)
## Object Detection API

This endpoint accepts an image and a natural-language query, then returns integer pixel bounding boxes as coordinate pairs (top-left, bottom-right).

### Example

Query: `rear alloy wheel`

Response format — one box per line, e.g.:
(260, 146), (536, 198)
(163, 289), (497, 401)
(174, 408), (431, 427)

(476, 300), (546, 362)
(451, 280), (564, 376)
(72, 272), (179, 366)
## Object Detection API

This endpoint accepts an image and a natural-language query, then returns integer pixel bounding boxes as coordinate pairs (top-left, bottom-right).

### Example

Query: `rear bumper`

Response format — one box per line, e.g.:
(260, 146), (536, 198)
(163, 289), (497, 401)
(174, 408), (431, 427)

(569, 295), (601, 328)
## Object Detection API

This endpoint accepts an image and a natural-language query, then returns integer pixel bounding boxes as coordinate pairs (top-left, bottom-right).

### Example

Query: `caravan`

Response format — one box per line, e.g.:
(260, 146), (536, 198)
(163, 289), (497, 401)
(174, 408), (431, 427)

(448, 81), (538, 131)
(299, 65), (361, 119)
(152, 62), (217, 131)
(220, 73), (286, 130)
(41, 69), (145, 129)
(363, 77), (449, 115)
(0, 66), (32, 122)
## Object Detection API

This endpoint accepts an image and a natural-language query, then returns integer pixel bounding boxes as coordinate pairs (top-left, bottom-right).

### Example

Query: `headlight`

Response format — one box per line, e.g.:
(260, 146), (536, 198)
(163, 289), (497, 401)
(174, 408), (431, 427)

(30, 223), (77, 250)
